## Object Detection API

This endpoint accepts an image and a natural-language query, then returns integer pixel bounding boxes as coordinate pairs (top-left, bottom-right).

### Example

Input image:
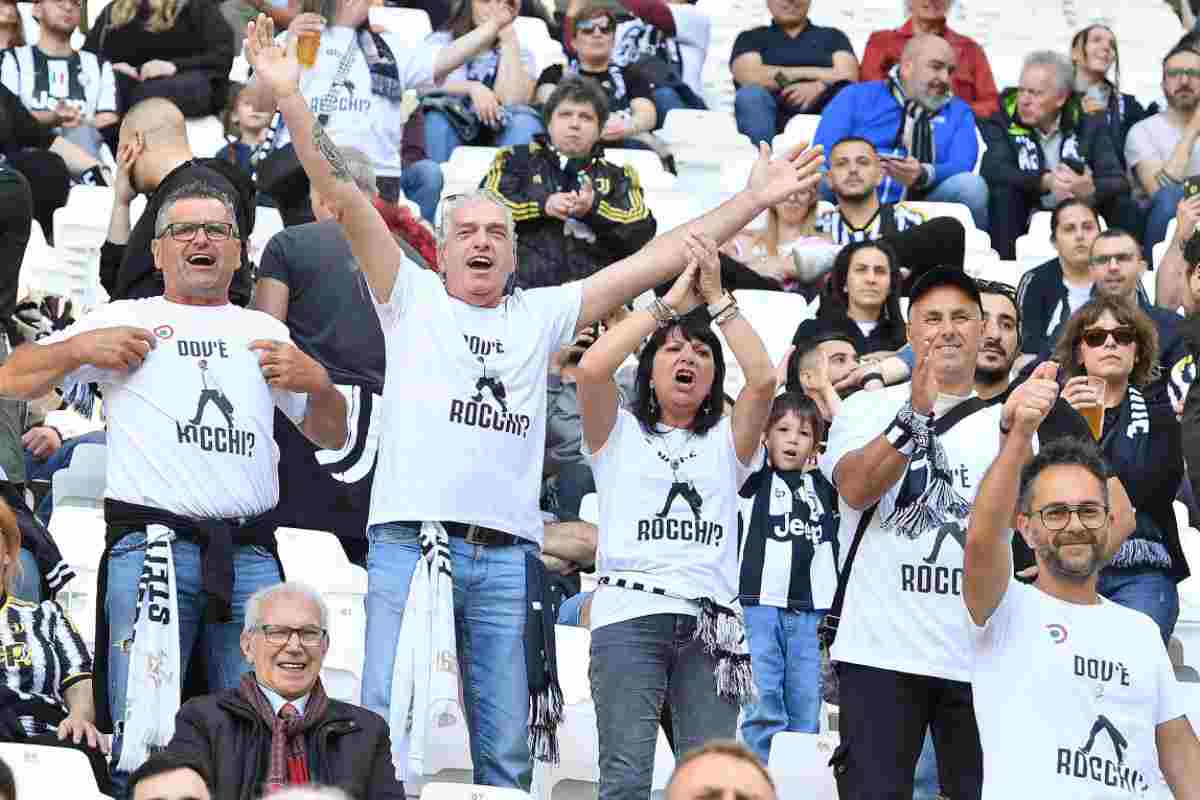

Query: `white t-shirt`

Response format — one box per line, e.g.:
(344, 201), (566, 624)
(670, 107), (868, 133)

(971, 580), (1186, 799)
(40, 298), (308, 519)
(1, 45), (116, 119)
(1066, 280), (1093, 316)
(612, 5), (711, 100)
(272, 27), (437, 171)
(426, 30), (538, 87)
(1126, 113), (1200, 199)
(369, 262), (582, 545)
(587, 410), (762, 632)
(819, 385), (1035, 682)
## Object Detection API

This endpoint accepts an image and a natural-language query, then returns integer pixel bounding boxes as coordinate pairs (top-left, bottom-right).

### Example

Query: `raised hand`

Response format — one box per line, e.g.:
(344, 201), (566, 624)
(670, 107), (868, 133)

(71, 327), (157, 372)
(1003, 361), (1060, 436)
(1060, 374), (1102, 414)
(774, 344), (796, 389)
(910, 336), (939, 415)
(687, 233), (723, 305)
(747, 140), (824, 210)
(662, 260), (702, 316)
(112, 133), (143, 206)
(245, 14), (301, 100)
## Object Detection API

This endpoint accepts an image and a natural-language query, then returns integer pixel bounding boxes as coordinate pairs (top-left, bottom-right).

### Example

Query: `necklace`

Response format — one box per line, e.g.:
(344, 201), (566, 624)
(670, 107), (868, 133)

(650, 426), (698, 481)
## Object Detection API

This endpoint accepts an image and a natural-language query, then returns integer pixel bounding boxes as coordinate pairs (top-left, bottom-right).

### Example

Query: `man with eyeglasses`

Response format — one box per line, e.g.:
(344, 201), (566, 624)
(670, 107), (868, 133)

(0, 180), (348, 793)
(1127, 45), (1200, 261)
(980, 49), (1130, 260)
(965, 412), (1200, 797)
(0, 0), (118, 159)
(166, 581), (405, 798)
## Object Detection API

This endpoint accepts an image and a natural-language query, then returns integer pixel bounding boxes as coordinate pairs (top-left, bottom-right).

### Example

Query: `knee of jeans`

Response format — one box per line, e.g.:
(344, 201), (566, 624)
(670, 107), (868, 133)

(735, 85), (772, 106)
(404, 159), (443, 186)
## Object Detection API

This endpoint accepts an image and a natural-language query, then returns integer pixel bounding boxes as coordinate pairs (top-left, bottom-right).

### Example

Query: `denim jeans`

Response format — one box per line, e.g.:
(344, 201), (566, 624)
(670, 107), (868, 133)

(423, 104), (546, 164)
(923, 172), (990, 232)
(106, 530), (282, 796)
(1098, 566), (1180, 644)
(590, 613), (738, 800)
(913, 729), (940, 800)
(734, 85), (785, 146)
(651, 86), (704, 130)
(399, 159), (446, 224)
(25, 430), (108, 526)
(362, 522), (539, 790)
(739, 606), (823, 764)
(1144, 184), (1184, 263)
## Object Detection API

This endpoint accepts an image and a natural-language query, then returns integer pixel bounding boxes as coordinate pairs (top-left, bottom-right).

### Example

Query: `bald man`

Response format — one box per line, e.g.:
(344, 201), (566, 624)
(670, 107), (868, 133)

(814, 33), (988, 233)
(101, 97), (257, 305)
(665, 741), (777, 800)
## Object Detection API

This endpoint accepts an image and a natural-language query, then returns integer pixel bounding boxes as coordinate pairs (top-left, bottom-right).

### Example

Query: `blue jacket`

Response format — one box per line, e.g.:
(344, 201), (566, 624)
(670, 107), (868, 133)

(813, 80), (979, 204)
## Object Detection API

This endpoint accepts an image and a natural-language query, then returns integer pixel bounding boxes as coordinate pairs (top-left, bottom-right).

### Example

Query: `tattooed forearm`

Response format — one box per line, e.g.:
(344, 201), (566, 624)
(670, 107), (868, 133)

(313, 121), (352, 183)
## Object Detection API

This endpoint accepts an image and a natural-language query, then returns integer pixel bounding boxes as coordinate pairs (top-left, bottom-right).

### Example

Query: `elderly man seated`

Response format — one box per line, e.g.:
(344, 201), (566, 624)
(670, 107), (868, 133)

(166, 581), (404, 799)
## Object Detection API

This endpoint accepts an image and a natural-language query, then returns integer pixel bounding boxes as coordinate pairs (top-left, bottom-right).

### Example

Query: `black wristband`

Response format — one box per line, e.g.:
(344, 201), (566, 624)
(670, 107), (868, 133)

(861, 371), (885, 387)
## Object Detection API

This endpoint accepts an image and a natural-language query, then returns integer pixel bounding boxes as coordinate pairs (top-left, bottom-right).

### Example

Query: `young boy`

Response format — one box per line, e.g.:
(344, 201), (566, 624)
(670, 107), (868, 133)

(738, 391), (840, 764)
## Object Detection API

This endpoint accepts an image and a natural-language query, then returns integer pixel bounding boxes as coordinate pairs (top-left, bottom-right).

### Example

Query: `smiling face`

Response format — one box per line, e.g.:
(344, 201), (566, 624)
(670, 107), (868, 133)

(976, 291), (1019, 382)
(439, 196), (517, 308)
(828, 140), (881, 203)
(650, 326), (717, 420)
(908, 285), (982, 386)
(150, 197), (240, 306)
(1052, 203), (1101, 274)
(547, 98), (602, 158)
(844, 245), (891, 317)
(1088, 233), (1143, 301)
(1077, 309), (1138, 384)
(240, 591), (328, 702)
(1019, 464), (1110, 581)
(1074, 26), (1115, 79)
(765, 410), (815, 472)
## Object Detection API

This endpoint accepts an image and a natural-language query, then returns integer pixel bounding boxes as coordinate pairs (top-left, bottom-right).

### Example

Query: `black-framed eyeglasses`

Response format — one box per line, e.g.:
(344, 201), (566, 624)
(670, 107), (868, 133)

(1080, 326), (1135, 348)
(576, 18), (613, 35)
(255, 625), (327, 647)
(1028, 503), (1109, 531)
(157, 221), (236, 242)
(1088, 252), (1137, 268)
(1167, 68), (1200, 81)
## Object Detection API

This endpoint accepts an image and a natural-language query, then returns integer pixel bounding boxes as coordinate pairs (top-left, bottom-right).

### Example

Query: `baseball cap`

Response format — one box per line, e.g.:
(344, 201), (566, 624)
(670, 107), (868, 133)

(791, 317), (859, 359)
(908, 266), (982, 311)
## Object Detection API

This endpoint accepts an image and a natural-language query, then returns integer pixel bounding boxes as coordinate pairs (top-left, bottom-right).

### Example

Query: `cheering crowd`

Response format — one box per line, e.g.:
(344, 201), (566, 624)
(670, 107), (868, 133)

(3, 0), (1200, 798)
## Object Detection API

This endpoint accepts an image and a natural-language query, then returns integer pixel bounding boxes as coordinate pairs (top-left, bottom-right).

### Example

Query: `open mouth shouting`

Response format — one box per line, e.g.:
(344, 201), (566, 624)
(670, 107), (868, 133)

(467, 254), (494, 272)
(674, 366), (696, 387)
(186, 253), (216, 268)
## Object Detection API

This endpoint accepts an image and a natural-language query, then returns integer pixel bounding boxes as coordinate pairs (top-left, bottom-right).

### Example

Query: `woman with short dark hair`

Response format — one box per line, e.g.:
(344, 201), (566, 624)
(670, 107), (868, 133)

(1051, 295), (1188, 643)
(575, 233), (776, 799)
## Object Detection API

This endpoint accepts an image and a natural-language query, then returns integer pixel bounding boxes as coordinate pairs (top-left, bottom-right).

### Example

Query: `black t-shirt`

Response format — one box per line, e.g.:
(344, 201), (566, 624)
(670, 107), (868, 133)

(729, 21), (854, 88)
(0, 83), (55, 155)
(536, 62), (652, 114)
(257, 220), (386, 388)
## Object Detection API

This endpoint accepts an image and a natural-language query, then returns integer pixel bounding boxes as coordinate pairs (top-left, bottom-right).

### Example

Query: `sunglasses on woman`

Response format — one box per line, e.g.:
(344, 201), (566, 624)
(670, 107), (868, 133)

(576, 18), (614, 35)
(1080, 326), (1135, 348)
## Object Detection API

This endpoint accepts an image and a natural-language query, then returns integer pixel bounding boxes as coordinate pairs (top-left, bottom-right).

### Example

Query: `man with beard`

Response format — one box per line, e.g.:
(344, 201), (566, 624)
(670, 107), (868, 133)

(965, 421), (1200, 798)
(981, 50), (1129, 260)
(814, 34), (988, 231)
(1127, 45), (1200, 263)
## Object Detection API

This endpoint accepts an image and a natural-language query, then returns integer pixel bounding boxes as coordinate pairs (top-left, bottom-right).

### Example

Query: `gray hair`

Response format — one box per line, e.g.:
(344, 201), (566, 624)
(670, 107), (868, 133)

(269, 789), (351, 800)
(154, 180), (240, 238)
(336, 145), (378, 196)
(1022, 50), (1074, 94)
(903, 0), (956, 14)
(436, 188), (517, 248)
(243, 581), (330, 633)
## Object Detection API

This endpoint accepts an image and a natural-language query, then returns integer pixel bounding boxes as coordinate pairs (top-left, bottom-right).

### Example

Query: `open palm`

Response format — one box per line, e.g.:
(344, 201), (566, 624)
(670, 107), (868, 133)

(244, 14), (301, 98)
(747, 141), (824, 209)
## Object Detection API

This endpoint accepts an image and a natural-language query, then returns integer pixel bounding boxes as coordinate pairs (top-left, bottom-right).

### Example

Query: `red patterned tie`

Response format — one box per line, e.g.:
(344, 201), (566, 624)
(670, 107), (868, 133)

(279, 703), (311, 786)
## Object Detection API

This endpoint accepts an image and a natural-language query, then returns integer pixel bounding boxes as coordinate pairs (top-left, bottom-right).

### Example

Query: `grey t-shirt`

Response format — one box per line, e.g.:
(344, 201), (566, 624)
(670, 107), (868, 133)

(257, 220), (387, 387)
(1126, 112), (1200, 196)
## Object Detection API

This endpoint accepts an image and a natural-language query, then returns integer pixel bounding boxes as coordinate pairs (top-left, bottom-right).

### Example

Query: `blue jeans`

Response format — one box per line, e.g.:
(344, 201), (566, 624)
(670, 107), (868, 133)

(590, 613), (738, 800)
(1144, 184), (1184, 263)
(924, 172), (990, 232)
(556, 589), (589, 627)
(106, 530), (282, 796)
(651, 85), (704, 130)
(1098, 566), (1180, 644)
(25, 430), (107, 526)
(739, 606), (823, 764)
(362, 522), (539, 790)
(913, 729), (940, 800)
(735, 85), (784, 146)
(399, 159), (445, 224)
(423, 104), (546, 164)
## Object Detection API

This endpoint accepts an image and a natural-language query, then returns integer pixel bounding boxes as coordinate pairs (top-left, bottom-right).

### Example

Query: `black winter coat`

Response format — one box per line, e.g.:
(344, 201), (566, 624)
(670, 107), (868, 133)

(166, 688), (405, 800)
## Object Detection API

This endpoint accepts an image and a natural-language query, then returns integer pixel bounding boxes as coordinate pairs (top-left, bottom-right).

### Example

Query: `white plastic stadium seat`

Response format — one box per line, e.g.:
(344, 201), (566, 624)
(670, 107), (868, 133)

(0, 742), (108, 799)
(554, 624), (591, 706)
(442, 146), (502, 196)
(767, 732), (839, 800)
(777, 113), (821, 151)
(513, 15), (552, 44)
(904, 201), (977, 232)
(51, 442), (107, 511)
(603, 148), (676, 191)
(421, 783), (530, 800)
(321, 666), (361, 705)
(578, 493), (598, 526)
(658, 109), (739, 146)
(185, 115), (227, 157)
(733, 289), (812, 366)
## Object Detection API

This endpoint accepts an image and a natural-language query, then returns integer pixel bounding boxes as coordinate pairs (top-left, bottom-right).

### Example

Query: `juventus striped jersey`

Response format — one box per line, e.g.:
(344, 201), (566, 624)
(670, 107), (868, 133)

(815, 203), (927, 245)
(0, 595), (92, 736)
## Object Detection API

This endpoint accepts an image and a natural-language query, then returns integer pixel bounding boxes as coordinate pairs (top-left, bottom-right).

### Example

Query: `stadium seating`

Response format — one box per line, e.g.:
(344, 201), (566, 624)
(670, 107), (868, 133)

(420, 783), (531, 800)
(766, 732), (839, 800)
(0, 742), (110, 799)
(51, 442), (107, 512)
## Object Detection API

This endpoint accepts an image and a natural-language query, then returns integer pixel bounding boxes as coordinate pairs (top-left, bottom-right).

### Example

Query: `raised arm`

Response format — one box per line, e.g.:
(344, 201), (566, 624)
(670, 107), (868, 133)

(575, 142), (823, 332)
(244, 15), (403, 302)
(964, 362), (1060, 625)
(432, 2), (518, 84)
(1158, 195), (1200, 313)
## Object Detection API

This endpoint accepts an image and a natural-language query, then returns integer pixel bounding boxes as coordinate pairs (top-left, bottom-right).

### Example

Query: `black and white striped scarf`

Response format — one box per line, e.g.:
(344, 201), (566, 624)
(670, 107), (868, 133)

(886, 65), (935, 166)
